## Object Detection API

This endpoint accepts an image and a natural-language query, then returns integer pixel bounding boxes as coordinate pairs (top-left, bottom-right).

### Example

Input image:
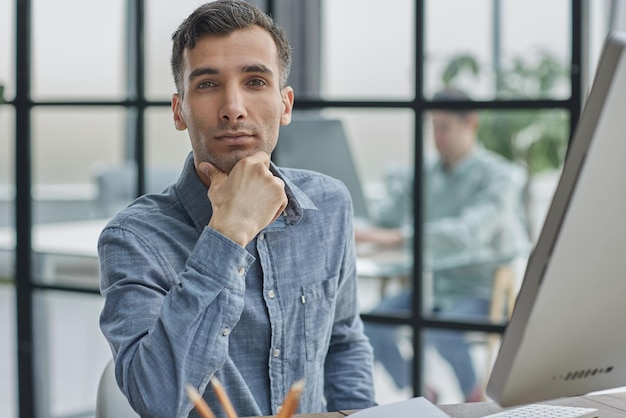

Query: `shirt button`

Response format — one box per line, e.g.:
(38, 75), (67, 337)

(222, 327), (230, 336)
(277, 405), (283, 413)
(268, 289), (276, 299)
(259, 232), (265, 240)
(237, 267), (245, 275)
(273, 348), (281, 358)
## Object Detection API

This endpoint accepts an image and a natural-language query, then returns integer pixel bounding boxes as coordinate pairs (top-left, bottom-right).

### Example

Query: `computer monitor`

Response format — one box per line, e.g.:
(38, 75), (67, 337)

(273, 115), (371, 221)
(486, 30), (626, 407)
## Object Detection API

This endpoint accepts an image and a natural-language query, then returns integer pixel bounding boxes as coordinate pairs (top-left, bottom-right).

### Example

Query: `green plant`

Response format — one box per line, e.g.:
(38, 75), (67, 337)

(440, 51), (570, 175)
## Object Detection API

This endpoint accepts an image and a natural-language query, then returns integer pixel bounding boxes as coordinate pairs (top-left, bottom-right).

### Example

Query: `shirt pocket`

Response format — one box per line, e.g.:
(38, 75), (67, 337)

(302, 276), (338, 362)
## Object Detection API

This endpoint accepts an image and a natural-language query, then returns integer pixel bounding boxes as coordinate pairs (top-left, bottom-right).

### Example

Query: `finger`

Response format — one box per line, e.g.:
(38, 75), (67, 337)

(241, 151), (271, 169)
(270, 183), (288, 223)
(271, 202), (287, 224)
(198, 161), (227, 189)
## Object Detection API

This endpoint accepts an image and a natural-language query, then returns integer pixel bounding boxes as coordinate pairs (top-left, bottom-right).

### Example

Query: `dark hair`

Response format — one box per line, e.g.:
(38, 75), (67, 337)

(432, 88), (475, 119)
(171, 0), (292, 95)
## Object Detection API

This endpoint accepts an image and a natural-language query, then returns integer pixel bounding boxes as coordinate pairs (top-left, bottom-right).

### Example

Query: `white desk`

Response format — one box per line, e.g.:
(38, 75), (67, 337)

(0, 219), (105, 257)
(0, 219), (107, 287)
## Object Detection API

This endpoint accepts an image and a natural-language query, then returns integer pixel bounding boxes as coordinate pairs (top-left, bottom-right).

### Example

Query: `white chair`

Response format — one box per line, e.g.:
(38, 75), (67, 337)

(96, 360), (139, 418)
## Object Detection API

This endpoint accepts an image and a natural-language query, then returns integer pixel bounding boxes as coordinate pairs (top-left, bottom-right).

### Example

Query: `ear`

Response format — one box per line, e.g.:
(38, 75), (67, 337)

(279, 86), (294, 126)
(171, 93), (187, 131)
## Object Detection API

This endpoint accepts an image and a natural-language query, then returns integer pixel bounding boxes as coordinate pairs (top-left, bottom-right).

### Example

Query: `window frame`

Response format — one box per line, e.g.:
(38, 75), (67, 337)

(10, 0), (584, 415)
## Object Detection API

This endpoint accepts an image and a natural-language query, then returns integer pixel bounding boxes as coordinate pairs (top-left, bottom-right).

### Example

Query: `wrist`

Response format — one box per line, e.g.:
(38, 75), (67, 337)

(208, 218), (253, 248)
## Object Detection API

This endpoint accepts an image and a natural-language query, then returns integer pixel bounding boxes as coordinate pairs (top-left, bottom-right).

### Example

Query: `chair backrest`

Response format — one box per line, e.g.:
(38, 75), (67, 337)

(93, 163), (181, 218)
(96, 359), (139, 418)
(93, 162), (137, 218)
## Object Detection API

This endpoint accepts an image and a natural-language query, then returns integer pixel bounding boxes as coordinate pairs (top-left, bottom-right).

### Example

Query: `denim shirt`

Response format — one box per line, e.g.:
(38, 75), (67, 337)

(98, 153), (376, 418)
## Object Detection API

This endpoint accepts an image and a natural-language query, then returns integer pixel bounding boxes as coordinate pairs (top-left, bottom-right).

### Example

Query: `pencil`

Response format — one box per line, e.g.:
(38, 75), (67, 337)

(277, 379), (305, 418)
(185, 384), (216, 418)
(210, 377), (239, 418)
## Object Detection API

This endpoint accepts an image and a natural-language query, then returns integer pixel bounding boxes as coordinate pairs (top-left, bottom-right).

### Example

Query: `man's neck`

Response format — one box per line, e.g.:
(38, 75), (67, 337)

(442, 143), (476, 170)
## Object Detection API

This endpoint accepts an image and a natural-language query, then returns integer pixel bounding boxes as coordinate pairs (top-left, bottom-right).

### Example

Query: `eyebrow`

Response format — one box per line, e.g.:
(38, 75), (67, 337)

(241, 64), (274, 78)
(188, 67), (218, 83)
(187, 64), (275, 83)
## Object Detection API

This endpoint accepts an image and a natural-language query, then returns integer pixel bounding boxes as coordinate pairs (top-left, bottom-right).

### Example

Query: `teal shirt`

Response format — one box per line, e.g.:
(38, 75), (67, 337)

(374, 145), (530, 310)
(425, 145), (529, 309)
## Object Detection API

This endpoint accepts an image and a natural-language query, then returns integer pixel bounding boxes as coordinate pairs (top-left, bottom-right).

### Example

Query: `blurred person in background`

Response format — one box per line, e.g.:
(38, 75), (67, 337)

(357, 88), (529, 402)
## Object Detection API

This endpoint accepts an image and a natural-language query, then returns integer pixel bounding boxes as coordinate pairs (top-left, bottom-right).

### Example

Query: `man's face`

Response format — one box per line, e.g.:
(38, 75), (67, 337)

(431, 111), (476, 166)
(171, 25), (294, 174)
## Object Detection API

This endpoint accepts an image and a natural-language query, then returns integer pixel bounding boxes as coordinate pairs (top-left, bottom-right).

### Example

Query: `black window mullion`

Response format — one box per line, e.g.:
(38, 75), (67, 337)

(126, 0), (146, 196)
(570, 0), (584, 136)
(411, 0), (426, 399)
(15, 0), (35, 416)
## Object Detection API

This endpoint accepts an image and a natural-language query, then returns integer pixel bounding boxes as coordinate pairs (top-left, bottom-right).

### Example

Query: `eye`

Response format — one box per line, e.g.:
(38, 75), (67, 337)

(197, 80), (216, 89)
(247, 78), (267, 87)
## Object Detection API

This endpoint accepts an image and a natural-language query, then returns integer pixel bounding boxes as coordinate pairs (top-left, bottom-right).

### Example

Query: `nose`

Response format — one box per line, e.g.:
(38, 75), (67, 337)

(219, 85), (247, 122)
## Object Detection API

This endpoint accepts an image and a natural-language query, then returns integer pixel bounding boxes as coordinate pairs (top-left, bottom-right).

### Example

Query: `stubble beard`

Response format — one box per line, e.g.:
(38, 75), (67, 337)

(196, 144), (275, 174)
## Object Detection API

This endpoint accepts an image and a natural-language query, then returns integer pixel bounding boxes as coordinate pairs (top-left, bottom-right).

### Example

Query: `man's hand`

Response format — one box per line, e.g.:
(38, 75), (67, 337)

(198, 152), (288, 247)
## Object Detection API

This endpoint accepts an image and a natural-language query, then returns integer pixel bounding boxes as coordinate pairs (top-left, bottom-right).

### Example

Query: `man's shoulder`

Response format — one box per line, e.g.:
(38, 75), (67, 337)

(103, 189), (187, 233)
(278, 166), (349, 193)
(472, 146), (524, 176)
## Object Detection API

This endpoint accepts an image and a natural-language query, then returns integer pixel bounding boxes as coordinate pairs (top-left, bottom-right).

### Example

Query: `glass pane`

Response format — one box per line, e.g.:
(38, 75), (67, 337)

(32, 0), (126, 100)
(586, 1), (626, 93)
(424, 0), (571, 100)
(423, 328), (494, 404)
(0, 0), (14, 101)
(422, 105), (569, 316)
(144, 107), (190, 194)
(418, 105), (569, 403)
(145, 106), (192, 175)
(0, 106), (15, 279)
(319, 0), (414, 100)
(145, 1), (206, 101)
(34, 290), (111, 417)
(32, 107), (127, 288)
(0, 106), (14, 227)
(365, 325), (499, 405)
(367, 322), (414, 404)
(0, 284), (17, 418)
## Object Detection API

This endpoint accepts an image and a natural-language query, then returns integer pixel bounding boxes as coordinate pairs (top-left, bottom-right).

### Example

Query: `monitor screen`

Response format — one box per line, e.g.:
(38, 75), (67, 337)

(486, 30), (626, 407)
(273, 115), (371, 221)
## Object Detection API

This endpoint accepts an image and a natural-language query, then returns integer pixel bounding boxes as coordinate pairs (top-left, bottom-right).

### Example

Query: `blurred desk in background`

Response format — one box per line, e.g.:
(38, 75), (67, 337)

(0, 219), (106, 288)
(356, 243), (414, 306)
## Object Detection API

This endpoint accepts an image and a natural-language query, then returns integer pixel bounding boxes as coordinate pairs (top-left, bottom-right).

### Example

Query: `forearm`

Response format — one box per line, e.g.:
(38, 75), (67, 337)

(99, 226), (253, 418)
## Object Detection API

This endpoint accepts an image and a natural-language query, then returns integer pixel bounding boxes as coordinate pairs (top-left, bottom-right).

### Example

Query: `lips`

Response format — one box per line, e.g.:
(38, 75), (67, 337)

(215, 132), (254, 145)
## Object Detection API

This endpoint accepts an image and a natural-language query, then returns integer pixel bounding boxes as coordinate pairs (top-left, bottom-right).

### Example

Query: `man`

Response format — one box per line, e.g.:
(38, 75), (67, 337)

(359, 88), (529, 402)
(98, 2), (376, 417)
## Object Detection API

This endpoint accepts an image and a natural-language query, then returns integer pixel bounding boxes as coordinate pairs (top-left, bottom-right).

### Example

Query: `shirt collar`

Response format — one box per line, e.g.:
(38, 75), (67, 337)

(436, 143), (484, 177)
(176, 152), (315, 234)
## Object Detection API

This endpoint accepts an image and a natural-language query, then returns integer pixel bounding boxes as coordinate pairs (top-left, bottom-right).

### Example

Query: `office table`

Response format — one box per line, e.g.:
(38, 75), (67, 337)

(0, 219), (106, 257)
(249, 391), (626, 417)
(0, 219), (107, 286)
